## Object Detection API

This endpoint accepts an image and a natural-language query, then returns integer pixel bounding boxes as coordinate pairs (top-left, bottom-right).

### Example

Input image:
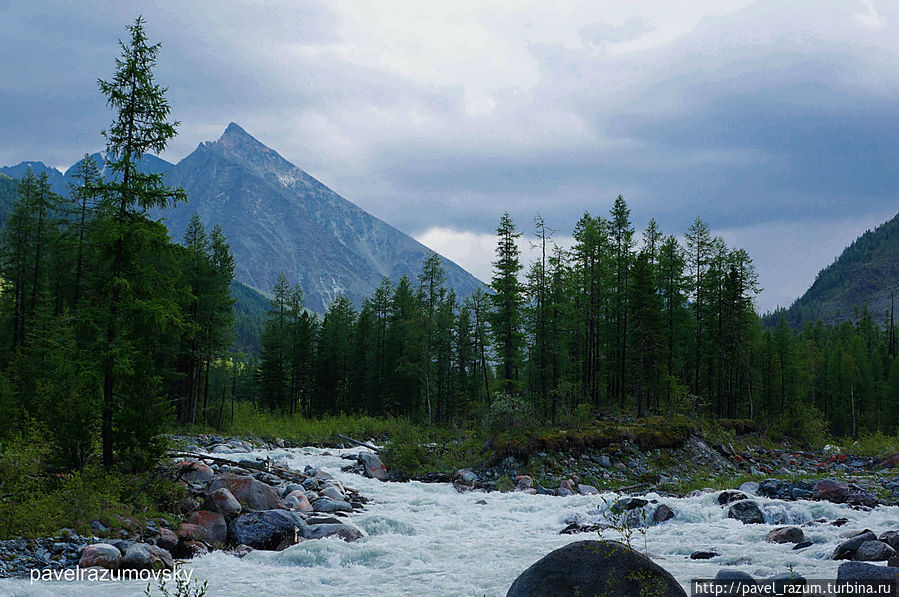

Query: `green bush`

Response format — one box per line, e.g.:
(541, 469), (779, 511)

(768, 405), (829, 449)
(486, 393), (538, 435)
(0, 429), (185, 540)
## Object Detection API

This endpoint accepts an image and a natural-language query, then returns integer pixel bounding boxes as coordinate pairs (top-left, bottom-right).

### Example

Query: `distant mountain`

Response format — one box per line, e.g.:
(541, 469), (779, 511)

(773, 212), (899, 326)
(0, 161), (68, 195)
(158, 123), (484, 312)
(2, 123), (485, 313)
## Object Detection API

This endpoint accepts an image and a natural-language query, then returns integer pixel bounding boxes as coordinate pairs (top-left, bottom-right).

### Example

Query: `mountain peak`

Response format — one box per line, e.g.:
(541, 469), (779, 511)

(218, 122), (263, 147)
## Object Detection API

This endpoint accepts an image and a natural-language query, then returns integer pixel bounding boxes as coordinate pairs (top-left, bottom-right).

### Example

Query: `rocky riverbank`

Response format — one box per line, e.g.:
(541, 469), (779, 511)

(438, 435), (899, 506)
(0, 434), (388, 579)
(4, 429), (899, 587)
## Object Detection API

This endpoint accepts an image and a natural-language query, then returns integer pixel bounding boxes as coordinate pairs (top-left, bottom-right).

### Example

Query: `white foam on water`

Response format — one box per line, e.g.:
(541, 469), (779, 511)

(3, 446), (897, 596)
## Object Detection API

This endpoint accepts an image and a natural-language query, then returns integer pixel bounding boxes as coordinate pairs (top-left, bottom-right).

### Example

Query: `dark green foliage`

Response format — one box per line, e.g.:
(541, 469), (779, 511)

(249, 199), (896, 447)
(0, 18), (241, 474)
(489, 212), (525, 392)
(0, 174), (16, 228)
(230, 281), (269, 354)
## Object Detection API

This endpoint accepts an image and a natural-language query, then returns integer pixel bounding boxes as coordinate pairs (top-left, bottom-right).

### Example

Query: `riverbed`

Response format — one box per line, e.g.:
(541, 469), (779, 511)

(3, 445), (897, 596)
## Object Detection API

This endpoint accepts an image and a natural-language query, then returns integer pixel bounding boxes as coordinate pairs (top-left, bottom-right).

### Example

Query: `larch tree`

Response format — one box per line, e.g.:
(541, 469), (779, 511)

(489, 212), (525, 393)
(93, 16), (186, 468)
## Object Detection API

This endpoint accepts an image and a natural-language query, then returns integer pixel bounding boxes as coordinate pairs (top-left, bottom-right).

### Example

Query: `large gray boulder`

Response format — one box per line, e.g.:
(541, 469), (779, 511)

(313, 498), (353, 513)
(853, 541), (897, 562)
(78, 543), (122, 569)
(837, 562), (899, 586)
(204, 487), (242, 518)
(879, 531), (899, 551)
(303, 523), (365, 542)
(121, 543), (174, 571)
(766, 526), (804, 544)
(833, 531), (878, 560)
(228, 510), (306, 551)
(727, 500), (765, 524)
(208, 474), (282, 511)
(359, 452), (388, 480)
(506, 540), (686, 597)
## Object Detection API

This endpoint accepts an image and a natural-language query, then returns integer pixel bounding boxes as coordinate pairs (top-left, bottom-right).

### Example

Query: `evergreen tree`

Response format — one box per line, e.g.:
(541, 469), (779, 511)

(489, 212), (524, 392)
(610, 195), (635, 409)
(92, 16), (186, 468)
(258, 272), (290, 410)
(685, 217), (712, 397)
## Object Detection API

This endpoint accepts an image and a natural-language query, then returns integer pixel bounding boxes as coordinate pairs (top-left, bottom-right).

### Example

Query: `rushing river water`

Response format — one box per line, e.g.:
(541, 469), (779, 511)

(3, 446), (898, 597)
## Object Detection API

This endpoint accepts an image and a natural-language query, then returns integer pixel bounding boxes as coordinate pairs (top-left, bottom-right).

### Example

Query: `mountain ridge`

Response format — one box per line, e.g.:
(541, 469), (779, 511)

(772, 211), (899, 326)
(2, 123), (484, 312)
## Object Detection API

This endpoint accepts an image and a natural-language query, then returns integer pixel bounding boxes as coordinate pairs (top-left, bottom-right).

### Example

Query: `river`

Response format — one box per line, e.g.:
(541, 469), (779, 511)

(3, 446), (897, 596)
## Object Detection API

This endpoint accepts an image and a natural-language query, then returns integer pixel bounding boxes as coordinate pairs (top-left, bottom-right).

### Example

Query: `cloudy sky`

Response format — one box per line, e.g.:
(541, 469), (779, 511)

(2, 0), (898, 312)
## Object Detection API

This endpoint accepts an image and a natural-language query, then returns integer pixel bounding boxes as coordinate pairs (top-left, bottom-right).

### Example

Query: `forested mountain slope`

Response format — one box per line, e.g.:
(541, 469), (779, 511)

(773, 212), (899, 326)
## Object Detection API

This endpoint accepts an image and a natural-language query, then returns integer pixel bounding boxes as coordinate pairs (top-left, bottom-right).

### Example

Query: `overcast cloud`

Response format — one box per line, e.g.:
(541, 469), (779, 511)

(1, 0), (897, 311)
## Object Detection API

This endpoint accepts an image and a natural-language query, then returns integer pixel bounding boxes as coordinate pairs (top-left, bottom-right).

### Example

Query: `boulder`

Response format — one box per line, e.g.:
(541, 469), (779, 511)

(453, 469), (478, 484)
(155, 528), (179, 552)
(318, 485), (345, 501)
(833, 531), (878, 560)
(714, 569), (756, 595)
(188, 510), (227, 545)
(78, 543), (121, 569)
(727, 500), (765, 524)
(506, 540), (686, 597)
(769, 571), (805, 592)
(853, 541), (897, 562)
(205, 487), (242, 518)
(176, 523), (210, 544)
(121, 543), (174, 571)
(879, 531), (899, 551)
(175, 460), (214, 484)
(357, 452), (387, 480)
(765, 526), (804, 544)
(813, 479), (849, 503)
(793, 541), (813, 550)
(515, 476), (534, 490)
(611, 498), (648, 514)
(836, 562), (899, 586)
(577, 484), (598, 496)
(227, 510), (306, 551)
(178, 540), (209, 558)
(717, 490), (747, 505)
(653, 504), (675, 523)
(312, 498), (352, 513)
(303, 523), (365, 542)
(283, 490), (313, 512)
(690, 550), (718, 560)
(845, 485), (879, 509)
(738, 482), (759, 495)
(207, 474), (282, 511)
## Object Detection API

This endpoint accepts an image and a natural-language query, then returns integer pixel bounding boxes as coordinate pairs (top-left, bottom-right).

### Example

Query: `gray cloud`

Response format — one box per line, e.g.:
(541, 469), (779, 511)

(1, 0), (897, 312)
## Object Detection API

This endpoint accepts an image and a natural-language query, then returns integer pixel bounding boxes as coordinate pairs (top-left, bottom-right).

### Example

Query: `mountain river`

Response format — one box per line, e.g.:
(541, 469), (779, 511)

(3, 445), (897, 596)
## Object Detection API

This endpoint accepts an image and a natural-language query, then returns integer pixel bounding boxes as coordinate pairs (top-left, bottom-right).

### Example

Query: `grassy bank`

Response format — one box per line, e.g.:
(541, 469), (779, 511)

(0, 425), (185, 541)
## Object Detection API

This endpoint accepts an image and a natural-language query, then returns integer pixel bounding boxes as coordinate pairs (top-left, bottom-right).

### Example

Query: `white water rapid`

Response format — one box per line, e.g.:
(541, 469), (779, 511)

(3, 446), (897, 596)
